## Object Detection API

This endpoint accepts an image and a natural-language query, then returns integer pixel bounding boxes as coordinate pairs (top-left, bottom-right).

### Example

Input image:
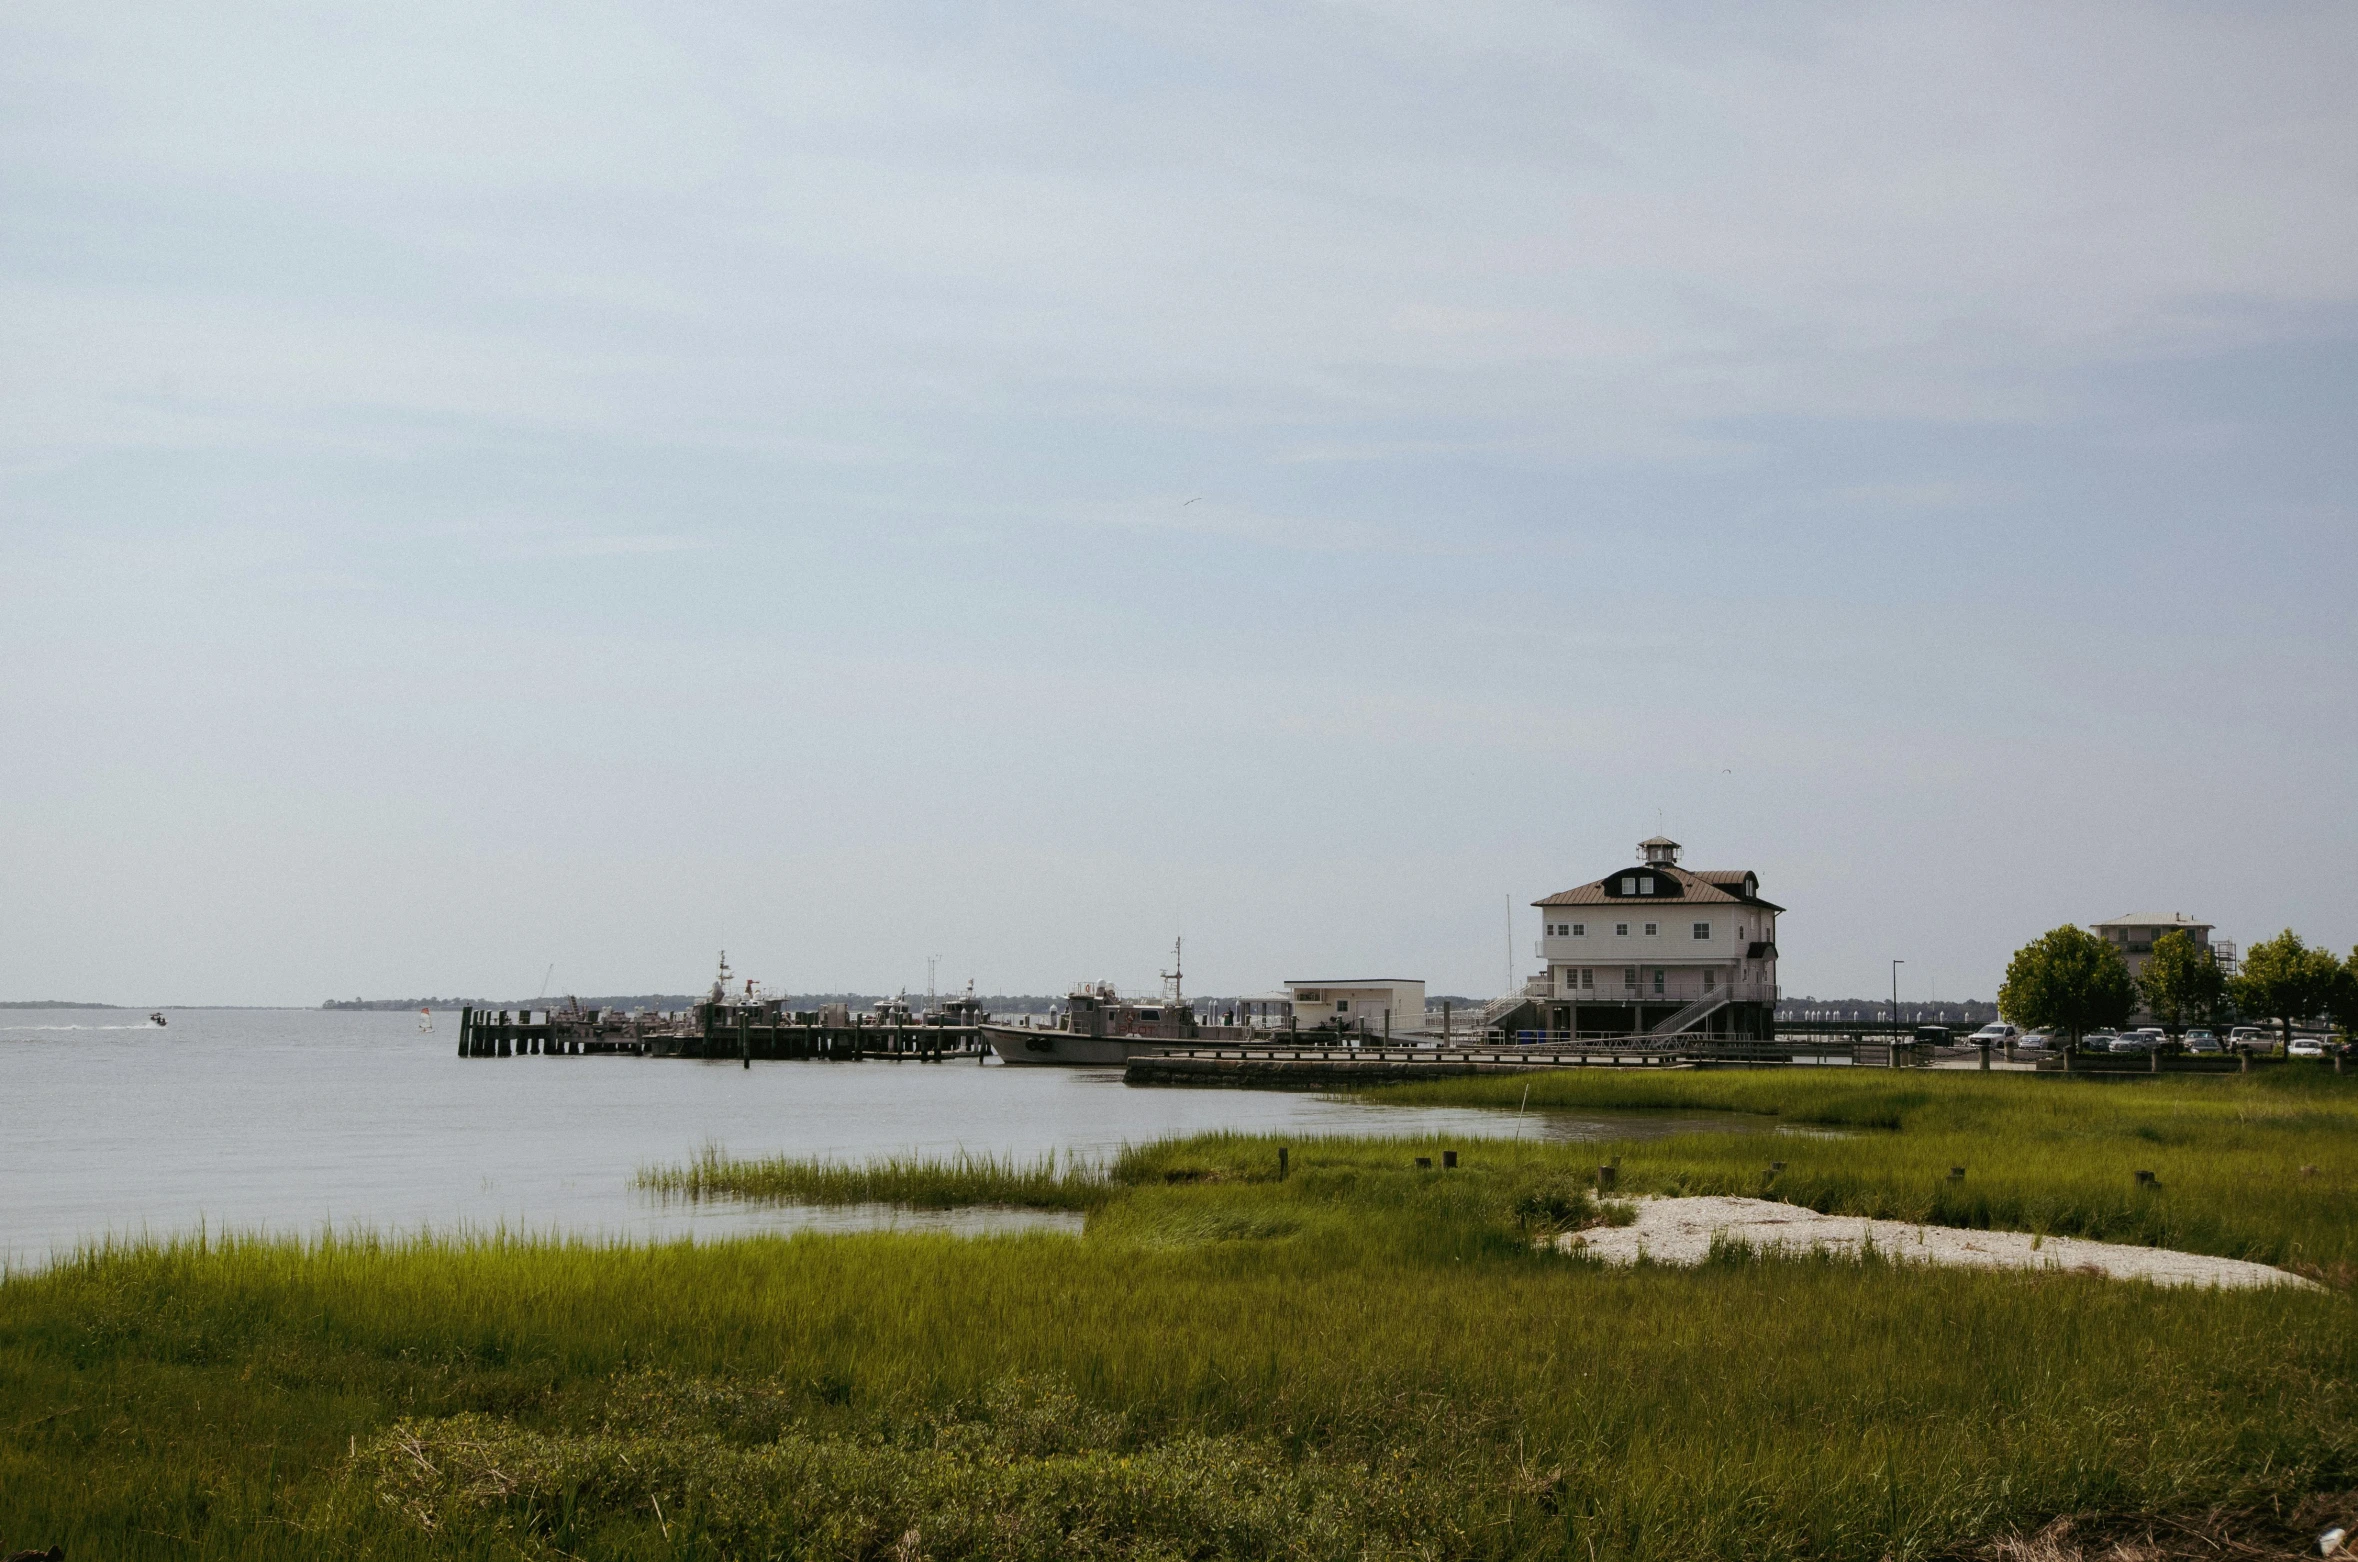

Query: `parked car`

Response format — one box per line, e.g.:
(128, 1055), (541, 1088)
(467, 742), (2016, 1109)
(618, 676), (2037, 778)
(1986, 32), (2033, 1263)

(2289, 1037), (2327, 1059)
(2019, 1030), (2058, 1050)
(2184, 1030), (2222, 1054)
(1968, 1023), (2020, 1046)
(2229, 1027), (2270, 1051)
(2081, 1031), (2121, 1053)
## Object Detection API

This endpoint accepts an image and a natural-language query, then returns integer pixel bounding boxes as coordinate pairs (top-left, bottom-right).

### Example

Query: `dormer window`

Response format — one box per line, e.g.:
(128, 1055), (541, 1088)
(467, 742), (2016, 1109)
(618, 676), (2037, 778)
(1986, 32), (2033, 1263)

(1620, 876), (1638, 895)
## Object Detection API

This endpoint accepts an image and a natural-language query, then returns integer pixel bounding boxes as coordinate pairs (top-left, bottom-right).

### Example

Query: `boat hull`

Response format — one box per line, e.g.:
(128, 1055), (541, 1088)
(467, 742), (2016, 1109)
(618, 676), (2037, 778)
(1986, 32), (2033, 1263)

(982, 1025), (1154, 1066)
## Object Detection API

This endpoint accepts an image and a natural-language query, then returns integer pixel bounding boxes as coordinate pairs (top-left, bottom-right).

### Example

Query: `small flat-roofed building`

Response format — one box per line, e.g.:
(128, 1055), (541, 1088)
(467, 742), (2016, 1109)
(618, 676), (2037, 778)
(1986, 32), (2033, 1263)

(1284, 979), (1426, 1035)
(1527, 836), (1781, 1039)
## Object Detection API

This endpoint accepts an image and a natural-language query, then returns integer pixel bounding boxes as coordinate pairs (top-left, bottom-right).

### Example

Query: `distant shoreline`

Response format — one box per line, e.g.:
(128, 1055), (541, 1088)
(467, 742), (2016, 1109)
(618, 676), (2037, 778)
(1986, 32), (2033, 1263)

(0, 1000), (122, 1009)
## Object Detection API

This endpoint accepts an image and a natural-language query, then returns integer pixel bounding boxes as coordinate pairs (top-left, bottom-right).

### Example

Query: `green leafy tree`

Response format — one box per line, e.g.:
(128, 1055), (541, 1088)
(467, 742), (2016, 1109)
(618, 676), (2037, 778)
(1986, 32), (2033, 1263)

(2231, 929), (2341, 1048)
(1998, 926), (2137, 1047)
(2139, 928), (2226, 1035)
(2326, 947), (2358, 1043)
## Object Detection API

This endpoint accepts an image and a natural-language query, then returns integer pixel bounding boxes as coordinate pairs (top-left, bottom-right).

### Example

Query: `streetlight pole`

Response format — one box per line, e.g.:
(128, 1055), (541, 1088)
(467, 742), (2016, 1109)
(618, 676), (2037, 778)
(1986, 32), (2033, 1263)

(1891, 960), (1905, 1029)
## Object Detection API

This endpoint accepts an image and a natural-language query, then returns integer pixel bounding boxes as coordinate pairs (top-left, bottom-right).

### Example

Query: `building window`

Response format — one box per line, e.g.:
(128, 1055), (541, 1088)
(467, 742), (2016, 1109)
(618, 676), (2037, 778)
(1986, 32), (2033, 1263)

(1704, 970), (1716, 991)
(1571, 923), (1584, 937)
(1620, 876), (1638, 895)
(1580, 968), (1594, 989)
(1336, 1000), (1349, 1012)
(1623, 966), (1637, 990)
(1615, 923), (1629, 937)
(1693, 922), (1710, 939)
(1643, 922), (1658, 937)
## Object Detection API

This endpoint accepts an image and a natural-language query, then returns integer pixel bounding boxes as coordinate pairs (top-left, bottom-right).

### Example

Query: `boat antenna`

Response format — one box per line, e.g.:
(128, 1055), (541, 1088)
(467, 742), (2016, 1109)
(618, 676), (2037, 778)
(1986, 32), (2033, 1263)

(1161, 936), (1183, 1004)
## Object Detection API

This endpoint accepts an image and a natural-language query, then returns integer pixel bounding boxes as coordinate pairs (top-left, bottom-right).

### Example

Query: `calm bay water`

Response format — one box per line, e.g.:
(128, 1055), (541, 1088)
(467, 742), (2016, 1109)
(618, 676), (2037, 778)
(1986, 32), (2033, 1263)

(1, 1007), (1736, 1266)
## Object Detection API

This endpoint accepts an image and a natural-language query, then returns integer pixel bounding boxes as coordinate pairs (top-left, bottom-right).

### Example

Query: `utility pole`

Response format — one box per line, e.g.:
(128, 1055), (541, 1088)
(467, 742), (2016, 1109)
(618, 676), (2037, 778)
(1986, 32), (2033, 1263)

(1891, 959), (1905, 1028)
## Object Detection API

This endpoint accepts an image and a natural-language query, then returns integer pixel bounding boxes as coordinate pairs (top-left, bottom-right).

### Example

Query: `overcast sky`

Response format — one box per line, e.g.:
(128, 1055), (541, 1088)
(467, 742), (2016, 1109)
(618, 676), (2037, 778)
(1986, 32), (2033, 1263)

(3, 2), (2353, 1006)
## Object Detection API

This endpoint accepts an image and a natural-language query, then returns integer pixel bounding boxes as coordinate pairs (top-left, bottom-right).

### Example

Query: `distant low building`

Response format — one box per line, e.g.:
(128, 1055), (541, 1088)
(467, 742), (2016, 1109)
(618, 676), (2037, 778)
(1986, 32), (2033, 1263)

(1283, 979), (1426, 1034)
(1527, 836), (1780, 1039)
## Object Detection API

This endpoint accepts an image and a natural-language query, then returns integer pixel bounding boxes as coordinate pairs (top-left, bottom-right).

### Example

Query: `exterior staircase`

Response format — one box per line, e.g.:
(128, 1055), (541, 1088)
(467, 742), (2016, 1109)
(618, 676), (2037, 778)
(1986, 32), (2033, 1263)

(1476, 977), (1553, 1032)
(1648, 988), (1736, 1037)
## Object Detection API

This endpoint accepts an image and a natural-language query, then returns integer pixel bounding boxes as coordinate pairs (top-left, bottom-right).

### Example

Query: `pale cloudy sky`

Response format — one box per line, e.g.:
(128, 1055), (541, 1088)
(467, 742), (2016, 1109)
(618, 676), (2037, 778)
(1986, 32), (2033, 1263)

(2, 2), (2352, 1005)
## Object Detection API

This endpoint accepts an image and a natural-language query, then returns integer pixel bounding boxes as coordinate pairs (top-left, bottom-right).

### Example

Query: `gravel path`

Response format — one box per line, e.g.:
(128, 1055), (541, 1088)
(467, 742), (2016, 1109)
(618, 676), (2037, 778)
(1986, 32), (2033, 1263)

(1559, 1196), (2316, 1289)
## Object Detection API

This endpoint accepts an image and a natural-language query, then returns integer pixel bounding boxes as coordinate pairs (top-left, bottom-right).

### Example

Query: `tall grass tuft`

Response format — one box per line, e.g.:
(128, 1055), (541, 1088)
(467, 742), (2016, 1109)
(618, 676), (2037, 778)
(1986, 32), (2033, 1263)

(639, 1144), (1110, 1210)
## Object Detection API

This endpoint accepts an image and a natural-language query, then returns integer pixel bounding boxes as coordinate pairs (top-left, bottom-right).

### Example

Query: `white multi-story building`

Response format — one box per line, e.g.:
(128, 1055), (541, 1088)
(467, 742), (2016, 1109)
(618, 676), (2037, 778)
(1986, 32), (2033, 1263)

(2087, 913), (2223, 983)
(1525, 836), (1782, 1038)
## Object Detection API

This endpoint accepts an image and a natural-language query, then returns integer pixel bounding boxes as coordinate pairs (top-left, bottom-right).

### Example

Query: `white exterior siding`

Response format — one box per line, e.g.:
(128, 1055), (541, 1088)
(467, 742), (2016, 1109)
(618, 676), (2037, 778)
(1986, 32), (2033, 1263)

(1284, 980), (1426, 1031)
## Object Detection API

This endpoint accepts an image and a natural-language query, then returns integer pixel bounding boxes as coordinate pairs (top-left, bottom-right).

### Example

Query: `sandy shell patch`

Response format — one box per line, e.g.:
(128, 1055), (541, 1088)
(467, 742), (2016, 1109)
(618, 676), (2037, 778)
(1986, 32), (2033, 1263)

(1558, 1196), (2316, 1289)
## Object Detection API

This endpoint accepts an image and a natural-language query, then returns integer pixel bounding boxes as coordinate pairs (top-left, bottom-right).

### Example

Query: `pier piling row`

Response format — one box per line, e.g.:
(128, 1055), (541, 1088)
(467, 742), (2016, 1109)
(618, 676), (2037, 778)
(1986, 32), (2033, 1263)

(455, 1005), (987, 1061)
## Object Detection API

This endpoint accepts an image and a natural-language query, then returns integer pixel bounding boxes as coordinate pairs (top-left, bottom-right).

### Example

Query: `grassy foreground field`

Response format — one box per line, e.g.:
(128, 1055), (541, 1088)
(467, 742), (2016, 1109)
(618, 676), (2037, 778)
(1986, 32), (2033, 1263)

(3, 1069), (2356, 1560)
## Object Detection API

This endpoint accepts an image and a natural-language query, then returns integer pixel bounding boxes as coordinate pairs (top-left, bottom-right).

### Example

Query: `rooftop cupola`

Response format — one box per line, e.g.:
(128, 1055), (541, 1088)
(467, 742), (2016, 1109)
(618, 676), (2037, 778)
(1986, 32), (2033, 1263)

(1639, 835), (1682, 866)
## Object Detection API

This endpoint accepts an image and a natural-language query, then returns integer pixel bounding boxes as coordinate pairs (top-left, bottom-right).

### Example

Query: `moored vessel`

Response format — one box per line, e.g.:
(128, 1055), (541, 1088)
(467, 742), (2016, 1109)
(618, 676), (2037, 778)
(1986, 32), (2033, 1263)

(982, 941), (1257, 1065)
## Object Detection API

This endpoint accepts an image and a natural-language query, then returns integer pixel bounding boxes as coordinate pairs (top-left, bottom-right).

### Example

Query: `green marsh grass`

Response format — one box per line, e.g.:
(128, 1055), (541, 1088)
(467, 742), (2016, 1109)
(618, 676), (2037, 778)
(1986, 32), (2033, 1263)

(639, 1145), (1108, 1211)
(4, 1068), (2357, 1559)
(1363, 1065), (2358, 1276)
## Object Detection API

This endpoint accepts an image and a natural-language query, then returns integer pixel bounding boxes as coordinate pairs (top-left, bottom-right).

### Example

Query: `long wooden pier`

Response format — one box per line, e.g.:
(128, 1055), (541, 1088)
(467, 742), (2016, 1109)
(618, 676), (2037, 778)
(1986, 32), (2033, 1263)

(454, 1004), (988, 1062)
(1124, 1034), (1869, 1086)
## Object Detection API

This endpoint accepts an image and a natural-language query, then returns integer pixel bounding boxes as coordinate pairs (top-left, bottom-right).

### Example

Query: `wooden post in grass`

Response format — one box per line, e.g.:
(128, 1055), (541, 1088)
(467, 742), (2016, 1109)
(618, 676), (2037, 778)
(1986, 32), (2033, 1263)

(1278, 1146), (1289, 1180)
(1443, 1150), (1458, 1169)
(2135, 1170), (2157, 1188)
(1597, 1164), (1617, 1191)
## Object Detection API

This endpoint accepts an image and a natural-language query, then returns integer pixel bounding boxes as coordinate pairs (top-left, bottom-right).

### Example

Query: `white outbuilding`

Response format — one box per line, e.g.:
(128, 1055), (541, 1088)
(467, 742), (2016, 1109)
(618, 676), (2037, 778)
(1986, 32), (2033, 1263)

(1283, 979), (1426, 1035)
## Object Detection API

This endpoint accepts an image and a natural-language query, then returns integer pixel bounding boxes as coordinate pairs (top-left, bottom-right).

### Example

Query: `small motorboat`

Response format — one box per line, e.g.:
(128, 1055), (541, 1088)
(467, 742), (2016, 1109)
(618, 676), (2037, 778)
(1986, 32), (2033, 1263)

(149, 1011), (168, 1027)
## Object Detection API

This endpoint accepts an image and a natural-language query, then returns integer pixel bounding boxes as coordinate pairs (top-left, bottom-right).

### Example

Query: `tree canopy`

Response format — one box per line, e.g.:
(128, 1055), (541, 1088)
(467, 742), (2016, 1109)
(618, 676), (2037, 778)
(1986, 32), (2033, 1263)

(2231, 929), (2342, 1046)
(2139, 928), (2226, 1033)
(1998, 926), (2136, 1044)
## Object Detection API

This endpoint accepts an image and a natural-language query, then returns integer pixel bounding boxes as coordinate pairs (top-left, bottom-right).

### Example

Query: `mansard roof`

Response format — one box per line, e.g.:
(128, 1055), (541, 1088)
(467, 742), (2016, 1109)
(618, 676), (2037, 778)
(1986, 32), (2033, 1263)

(1534, 863), (1783, 912)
